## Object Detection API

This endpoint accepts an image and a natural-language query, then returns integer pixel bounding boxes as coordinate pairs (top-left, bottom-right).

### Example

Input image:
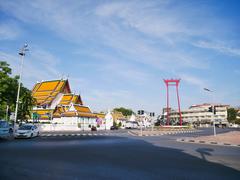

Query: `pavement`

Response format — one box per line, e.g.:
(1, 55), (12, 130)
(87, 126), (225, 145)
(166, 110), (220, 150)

(177, 130), (240, 147)
(0, 128), (239, 179)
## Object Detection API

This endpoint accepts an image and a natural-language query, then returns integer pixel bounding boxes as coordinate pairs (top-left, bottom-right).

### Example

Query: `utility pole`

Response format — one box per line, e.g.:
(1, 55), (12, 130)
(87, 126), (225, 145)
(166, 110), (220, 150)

(204, 88), (217, 136)
(213, 108), (216, 136)
(14, 44), (28, 131)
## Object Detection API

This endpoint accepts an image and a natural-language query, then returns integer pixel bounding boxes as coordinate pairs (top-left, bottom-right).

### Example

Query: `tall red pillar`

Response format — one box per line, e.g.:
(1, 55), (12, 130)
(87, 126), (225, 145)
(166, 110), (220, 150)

(164, 79), (182, 126)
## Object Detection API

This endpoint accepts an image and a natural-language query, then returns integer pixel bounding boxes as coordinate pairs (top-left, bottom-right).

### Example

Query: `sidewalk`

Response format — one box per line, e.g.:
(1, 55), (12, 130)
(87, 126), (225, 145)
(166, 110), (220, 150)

(178, 131), (240, 147)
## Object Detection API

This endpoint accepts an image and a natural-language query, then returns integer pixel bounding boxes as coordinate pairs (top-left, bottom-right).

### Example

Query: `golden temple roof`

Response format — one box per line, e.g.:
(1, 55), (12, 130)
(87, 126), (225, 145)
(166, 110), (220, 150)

(59, 94), (83, 105)
(32, 109), (54, 120)
(32, 79), (71, 106)
(94, 113), (106, 119)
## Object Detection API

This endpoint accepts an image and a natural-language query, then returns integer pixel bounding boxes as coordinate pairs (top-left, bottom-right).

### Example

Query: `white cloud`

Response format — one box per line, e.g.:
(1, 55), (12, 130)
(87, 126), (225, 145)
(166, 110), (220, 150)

(193, 40), (240, 57)
(0, 22), (21, 40)
(179, 73), (208, 89)
(0, 47), (62, 88)
(1, 0), (239, 111)
(0, 0), (213, 71)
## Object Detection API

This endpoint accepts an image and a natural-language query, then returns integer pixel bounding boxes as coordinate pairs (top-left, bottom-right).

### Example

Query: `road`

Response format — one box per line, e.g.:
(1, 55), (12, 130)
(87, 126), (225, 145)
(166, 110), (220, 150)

(0, 128), (239, 179)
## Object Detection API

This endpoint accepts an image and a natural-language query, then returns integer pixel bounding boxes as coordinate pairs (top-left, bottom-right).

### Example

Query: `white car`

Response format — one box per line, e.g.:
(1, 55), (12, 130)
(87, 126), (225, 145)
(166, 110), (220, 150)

(125, 121), (139, 129)
(0, 120), (13, 139)
(15, 124), (39, 138)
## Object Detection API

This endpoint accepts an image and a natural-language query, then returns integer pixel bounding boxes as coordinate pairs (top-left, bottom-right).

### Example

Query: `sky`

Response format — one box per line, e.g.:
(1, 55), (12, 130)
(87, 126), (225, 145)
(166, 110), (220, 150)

(0, 0), (240, 114)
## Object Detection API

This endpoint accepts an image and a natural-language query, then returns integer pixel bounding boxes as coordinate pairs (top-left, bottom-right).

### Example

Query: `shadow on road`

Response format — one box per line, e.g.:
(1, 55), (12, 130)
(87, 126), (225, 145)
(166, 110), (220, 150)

(0, 136), (239, 179)
(196, 148), (214, 161)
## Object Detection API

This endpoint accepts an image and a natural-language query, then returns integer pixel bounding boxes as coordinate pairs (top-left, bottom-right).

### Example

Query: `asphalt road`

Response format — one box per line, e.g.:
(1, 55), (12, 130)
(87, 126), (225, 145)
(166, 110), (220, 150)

(0, 128), (240, 180)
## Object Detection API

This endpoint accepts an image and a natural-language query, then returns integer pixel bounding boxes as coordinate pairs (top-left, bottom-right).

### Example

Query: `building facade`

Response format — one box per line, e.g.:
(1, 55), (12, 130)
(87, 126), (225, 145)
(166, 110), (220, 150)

(161, 103), (229, 126)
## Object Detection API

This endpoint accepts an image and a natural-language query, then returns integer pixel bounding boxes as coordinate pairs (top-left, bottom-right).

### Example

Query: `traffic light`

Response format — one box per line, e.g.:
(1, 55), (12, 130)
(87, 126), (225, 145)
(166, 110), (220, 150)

(208, 106), (213, 112)
(150, 112), (155, 117)
(138, 110), (144, 115)
(213, 106), (216, 115)
(208, 106), (216, 114)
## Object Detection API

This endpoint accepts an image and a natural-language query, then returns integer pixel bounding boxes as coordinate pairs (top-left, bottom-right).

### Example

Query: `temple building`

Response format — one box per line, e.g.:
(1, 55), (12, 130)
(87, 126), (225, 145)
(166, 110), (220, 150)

(31, 79), (109, 130)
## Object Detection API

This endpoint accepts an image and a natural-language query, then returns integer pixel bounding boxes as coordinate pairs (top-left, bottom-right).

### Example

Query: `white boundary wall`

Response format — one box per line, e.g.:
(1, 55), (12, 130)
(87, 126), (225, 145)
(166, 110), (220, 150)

(38, 124), (80, 131)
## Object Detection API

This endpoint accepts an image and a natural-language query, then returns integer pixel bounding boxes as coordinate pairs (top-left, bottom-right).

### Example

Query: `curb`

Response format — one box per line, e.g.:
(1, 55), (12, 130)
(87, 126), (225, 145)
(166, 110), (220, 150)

(177, 138), (240, 147)
(131, 130), (200, 137)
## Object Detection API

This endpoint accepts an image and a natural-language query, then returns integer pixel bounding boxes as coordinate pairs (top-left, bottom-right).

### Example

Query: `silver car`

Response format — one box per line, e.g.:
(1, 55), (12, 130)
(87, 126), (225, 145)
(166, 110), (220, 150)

(0, 120), (13, 139)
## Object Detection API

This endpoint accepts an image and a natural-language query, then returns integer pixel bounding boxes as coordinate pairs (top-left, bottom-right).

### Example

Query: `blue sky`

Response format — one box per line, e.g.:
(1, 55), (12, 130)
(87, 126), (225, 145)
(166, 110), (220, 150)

(0, 0), (240, 113)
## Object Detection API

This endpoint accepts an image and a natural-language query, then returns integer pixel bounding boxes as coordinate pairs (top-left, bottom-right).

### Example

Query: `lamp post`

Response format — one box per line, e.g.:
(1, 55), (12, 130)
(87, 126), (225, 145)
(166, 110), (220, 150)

(14, 44), (28, 131)
(5, 105), (9, 121)
(203, 88), (216, 136)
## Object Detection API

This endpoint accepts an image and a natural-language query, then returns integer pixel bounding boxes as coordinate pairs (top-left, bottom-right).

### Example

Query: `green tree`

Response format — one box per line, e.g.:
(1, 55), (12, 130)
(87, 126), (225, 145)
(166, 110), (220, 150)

(17, 87), (36, 121)
(118, 122), (122, 127)
(227, 108), (237, 124)
(113, 121), (118, 127)
(0, 61), (17, 120)
(113, 107), (134, 116)
(0, 61), (35, 121)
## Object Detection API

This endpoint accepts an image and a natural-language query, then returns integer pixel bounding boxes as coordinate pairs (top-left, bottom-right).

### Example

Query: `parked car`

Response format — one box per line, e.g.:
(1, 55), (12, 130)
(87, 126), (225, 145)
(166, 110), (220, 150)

(110, 125), (118, 130)
(91, 126), (97, 131)
(125, 121), (139, 129)
(0, 120), (13, 139)
(15, 124), (39, 138)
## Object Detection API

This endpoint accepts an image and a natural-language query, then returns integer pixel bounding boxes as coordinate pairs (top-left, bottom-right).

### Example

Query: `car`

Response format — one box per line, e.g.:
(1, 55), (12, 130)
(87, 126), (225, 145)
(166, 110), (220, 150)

(91, 126), (97, 131)
(110, 126), (118, 130)
(0, 120), (13, 139)
(15, 124), (39, 138)
(125, 121), (139, 129)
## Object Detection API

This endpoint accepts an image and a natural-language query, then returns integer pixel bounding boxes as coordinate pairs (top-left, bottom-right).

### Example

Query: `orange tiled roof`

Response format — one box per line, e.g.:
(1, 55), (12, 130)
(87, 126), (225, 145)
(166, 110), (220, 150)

(32, 109), (54, 120)
(77, 112), (97, 118)
(59, 94), (83, 105)
(74, 105), (91, 113)
(60, 105), (96, 118)
(112, 111), (125, 120)
(32, 109), (53, 115)
(32, 79), (71, 106)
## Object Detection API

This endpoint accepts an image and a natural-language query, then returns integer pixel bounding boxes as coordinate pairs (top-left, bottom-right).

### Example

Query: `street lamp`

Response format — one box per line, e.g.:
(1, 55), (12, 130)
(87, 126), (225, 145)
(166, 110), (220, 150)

(14, 43), (29, 131)
(203, 88), (216, 136)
